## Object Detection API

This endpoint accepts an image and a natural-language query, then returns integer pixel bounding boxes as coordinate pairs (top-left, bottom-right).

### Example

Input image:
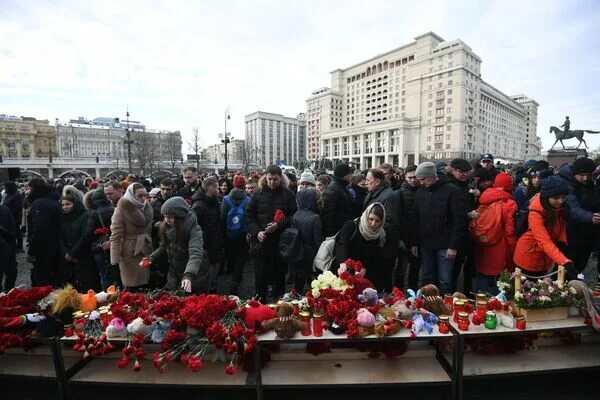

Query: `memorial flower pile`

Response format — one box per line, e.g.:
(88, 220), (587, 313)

(513, 277), (576, 309)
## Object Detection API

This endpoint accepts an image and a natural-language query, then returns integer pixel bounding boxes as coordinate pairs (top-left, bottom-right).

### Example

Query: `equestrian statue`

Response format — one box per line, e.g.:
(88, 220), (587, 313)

(549, 116), (600, 150)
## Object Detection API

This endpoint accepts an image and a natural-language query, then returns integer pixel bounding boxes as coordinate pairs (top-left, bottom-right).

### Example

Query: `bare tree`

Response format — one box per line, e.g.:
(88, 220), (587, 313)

(187, 127), (202, 171)
(134, 132), (159, 176)
(164, 132), (182, 173)
(240, 140), (261, 174)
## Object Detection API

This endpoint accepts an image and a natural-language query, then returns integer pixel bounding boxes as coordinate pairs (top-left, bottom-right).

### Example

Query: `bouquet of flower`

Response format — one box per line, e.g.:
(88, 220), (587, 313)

(513, 277), (576, 309)
(310, 271), (349, 297)
(273, 209), (285, 224)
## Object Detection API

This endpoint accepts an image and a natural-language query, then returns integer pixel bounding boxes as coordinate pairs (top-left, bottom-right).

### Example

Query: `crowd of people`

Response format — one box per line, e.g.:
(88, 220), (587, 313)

(1, 152), (599, 300)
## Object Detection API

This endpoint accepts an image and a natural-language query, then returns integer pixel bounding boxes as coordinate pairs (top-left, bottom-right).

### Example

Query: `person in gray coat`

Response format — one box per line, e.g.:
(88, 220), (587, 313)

(149, 196), (208, 293)
(291, 188), (324, 292)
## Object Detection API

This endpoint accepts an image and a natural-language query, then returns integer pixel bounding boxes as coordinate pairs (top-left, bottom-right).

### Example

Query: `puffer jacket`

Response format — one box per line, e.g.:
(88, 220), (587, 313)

(558, 165), (597, 248)
(513, 194), (571, 272)
(473, 188), (517, 276)
(83, 188), (115, 245)
(321, 177), (353, 237)
(292, 189), (323, 260)
(411, 179), (468, 250)
(59, 200), (89, 260)
(192, 190), (224, 264)
(399, 181), (418, 242)
(246, 175), (297, 249)
(27, 191), (61, 259)
(149, 210), (208, 293)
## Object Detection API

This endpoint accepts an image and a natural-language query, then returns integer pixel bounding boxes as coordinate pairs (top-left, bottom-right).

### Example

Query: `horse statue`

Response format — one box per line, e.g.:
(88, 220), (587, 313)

(549, 126), (600, 150)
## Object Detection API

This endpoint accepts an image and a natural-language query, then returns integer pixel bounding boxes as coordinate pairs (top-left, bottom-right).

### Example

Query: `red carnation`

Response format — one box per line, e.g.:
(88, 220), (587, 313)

(225, 364), (238, 375)
(273, 209), (285, 224)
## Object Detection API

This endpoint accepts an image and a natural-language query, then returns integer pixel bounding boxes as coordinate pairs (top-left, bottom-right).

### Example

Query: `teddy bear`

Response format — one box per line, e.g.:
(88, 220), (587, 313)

(261, 302), (306, 339)
(420, 284), (451, 317)
(239, 300), (278, 333)
(358, 288), (379, 307)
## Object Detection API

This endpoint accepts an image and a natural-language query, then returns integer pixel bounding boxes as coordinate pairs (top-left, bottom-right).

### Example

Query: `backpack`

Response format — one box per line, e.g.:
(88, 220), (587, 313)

(313, 219), (358, 272)
(224, 196), (249, 239)
(279, 225), (304, 263)
(469, 200), (503, 245)
(514, 210), (529, 237)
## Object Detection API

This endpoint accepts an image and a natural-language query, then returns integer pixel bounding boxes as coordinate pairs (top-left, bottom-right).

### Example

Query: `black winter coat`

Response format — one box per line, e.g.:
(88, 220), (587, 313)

(399, 182), (418, 243)
(334, 219), (385, 273)
(28, 194), (61, 259)
(178, 182), (202, 200)
(246, 179), (297, 250)
(322, 177), (353, 237)
(412, 179), (468, 250)
(84, 189), (115, 247)
(292, 189), (324, 261)
(448, 175), (476, 213)
(2, 190), (23, 228)
(192, 191), (224, 263)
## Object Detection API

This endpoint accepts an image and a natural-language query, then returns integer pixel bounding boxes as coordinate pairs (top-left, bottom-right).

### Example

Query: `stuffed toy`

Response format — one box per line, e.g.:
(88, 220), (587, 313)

(240, 300), (277, 333)
(390, 301), (413, 321)
(358, 288), (379, 307)
(420, 284), (451, 317)
(374, 319), (402, 337)
(421, 311), (438, 334)
(106, 317), (128, 338)
(261, 302), (306, 339)
(127, 317), (155, 336)
(151, 320), (173, 343)
(52, 285), (118, 320)
(410, 314), (425, 338)
(356, 308), (376, 327)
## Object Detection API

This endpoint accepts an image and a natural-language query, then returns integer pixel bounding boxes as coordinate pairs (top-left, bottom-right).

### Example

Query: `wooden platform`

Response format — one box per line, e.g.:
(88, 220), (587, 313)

(449, 316), (588, 336)
(261, 356), (450, 387)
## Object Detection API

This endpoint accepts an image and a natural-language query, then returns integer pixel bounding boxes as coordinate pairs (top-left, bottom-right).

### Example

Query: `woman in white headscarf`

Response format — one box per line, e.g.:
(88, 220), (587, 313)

(334, 202), (391, 291)
(110, 182), (153, 289)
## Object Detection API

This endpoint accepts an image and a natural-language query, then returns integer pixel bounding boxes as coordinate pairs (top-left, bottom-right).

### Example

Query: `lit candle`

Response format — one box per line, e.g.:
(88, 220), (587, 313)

(557, 265), (565, 289)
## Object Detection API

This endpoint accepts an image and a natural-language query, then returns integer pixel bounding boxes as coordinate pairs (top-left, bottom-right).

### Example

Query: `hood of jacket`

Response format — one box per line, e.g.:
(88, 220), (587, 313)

(479, 187), (513, 205)
(84, 188), (113, 211)
(558, 164), (576, 184)
(296, 188), (318, 212)
(61, 199), (86, 223)
(258, 173), (291, 190)
(192, 189), (219, 207)
(228, 188), (247, 204)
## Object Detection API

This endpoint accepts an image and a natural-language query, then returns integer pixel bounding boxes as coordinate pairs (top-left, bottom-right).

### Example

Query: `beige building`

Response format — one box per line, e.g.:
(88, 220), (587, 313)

(204, 139), (247, 165)
(511, 94), (542, 158)
(0, 114), (57, 159)
(245, 111), (306, 167)
(308, 32), (540, 167)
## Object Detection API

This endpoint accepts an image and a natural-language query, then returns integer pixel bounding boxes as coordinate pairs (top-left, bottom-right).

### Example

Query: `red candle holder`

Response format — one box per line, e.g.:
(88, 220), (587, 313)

(516, 316), (526, 330)
(438, 315), (450, 334)
(443, 294), (454, 311)
(313, 313), (324, 337)
(476, 301), (487, 319)
(458, 312), (470, 331)
(140, 257), (151, 268)
(453, 300), (465, 323)
(300, 311), (311, 336)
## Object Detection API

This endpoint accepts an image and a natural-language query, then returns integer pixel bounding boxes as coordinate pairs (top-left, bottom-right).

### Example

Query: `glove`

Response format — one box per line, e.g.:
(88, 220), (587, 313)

(181, 279), (192, 293)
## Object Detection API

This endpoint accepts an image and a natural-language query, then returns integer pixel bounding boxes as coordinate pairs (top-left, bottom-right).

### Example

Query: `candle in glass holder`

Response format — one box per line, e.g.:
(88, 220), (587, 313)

(291, 300), (300, 317)
(484, 311), (497, 330)
(475, 293), (488, 303)
(458, 312), (470, 331)
(299, 311), (312, 336)
(476, 301), (487, 319)
(516, 316), (526, 330)
(313, 312), (324, 337)
(443, 294), (454, 311)
(453, 300), (466, 323)
(438, 315), (450, 334)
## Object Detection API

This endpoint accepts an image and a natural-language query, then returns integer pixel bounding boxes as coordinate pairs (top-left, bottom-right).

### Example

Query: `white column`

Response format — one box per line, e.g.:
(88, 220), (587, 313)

(398, 130), (405, 167)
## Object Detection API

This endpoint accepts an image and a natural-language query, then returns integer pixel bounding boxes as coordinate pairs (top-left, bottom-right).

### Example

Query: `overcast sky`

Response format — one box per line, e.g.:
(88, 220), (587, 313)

(1, 0), (599, 155)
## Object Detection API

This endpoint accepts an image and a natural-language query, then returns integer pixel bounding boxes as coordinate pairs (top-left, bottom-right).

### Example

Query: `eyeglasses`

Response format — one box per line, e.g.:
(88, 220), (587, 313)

(481, 160), (493, 164)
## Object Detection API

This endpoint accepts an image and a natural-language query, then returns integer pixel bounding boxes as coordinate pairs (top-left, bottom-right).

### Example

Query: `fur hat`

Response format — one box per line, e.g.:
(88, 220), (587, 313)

(160, 196), (190, 218)
(334, 163), (353, 179)
(415, 162), (437, 178)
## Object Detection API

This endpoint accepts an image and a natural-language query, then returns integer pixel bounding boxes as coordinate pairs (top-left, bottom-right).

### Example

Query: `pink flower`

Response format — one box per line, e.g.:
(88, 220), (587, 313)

(109, 318), (125, 331)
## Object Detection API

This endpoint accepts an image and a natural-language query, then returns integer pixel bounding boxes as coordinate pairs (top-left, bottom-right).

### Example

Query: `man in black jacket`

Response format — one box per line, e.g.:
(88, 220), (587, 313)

(150, 178), (174, 287)
(448, 158), (476, 293)
(322, 163), (354, 237)
(0, 202), (17, 291)
(410, 162), (467, 295)
(26, 179), (62, 286)
(2, 182), (23, 252)
(192, 177), (224, 293)
(246, 165), (297, 301)
(558, 157), (600, 280)
(395, 165), (420, 290)
(178, 167), (202, 200)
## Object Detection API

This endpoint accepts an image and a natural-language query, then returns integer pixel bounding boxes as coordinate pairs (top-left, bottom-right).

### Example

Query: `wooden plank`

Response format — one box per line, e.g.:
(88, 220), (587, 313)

(69, 358), (248, 386)
(271, 341), (436, 361)
(261, 357), (450, 386)
(462, 343), (600, 377)
(0, 355), (57, 378)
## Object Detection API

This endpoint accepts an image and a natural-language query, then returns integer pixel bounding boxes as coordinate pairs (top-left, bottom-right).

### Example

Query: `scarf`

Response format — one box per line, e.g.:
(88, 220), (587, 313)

(358, 202), (386, 247)
(124, 184), (146, 210)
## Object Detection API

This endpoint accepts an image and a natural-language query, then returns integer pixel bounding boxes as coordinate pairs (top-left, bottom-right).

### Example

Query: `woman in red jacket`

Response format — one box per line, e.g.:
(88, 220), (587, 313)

(513, 176), (573, 276)
(474, 173), (518, 294)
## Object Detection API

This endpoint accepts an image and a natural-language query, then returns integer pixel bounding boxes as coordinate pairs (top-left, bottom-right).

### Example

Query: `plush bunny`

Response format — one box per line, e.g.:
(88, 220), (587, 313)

(261, 302), (306, 339)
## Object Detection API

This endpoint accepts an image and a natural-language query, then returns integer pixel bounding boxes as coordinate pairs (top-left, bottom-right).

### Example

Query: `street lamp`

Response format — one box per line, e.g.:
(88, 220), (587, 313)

(222, 108), (231, 173)
(124, 108), (134, 173)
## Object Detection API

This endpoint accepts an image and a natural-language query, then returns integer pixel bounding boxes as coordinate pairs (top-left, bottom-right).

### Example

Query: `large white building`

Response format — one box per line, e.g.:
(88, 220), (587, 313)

(56, 116), (182, 163)
(204, 139), (247, 165)
(308, 32), (540, 167)
(245, 111), (306, 167)
(511, 94), (541, 158)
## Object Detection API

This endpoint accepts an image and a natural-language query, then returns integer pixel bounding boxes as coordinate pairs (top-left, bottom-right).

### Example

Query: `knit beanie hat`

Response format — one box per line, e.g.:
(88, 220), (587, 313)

(571, 157), (595, 175)
(540, 176), (569, 198)
(299, 171), (316, 186)
(149, 188), (161, 197)
(415, 162), (437, 178)
(334, 163), (353, 178)
(493, 172), (513, 192)
(233, 175), (246, 189)
(160, 196), (190, 218)
(471, 167), (493, 182)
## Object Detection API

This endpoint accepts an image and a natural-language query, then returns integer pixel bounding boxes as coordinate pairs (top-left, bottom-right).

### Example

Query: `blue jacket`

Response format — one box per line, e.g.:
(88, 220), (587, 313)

(558, 164), (597, 247)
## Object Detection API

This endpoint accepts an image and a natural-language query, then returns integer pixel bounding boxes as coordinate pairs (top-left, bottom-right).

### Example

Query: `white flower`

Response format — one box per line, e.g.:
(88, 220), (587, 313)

(514, 292), (524, 300)
(312, 288), (321, 298)
(539, 295), (552, 302)
(311, 279), (319, 289)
